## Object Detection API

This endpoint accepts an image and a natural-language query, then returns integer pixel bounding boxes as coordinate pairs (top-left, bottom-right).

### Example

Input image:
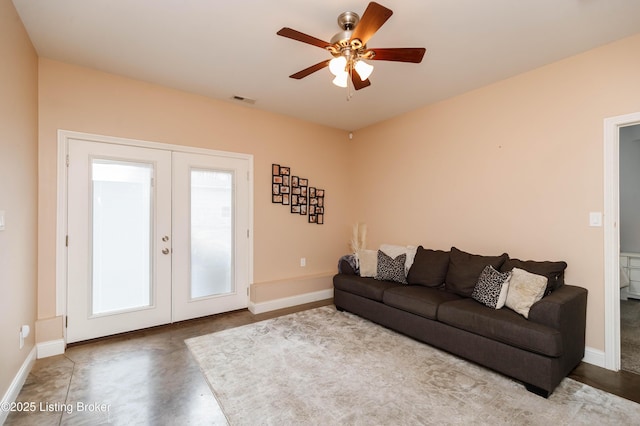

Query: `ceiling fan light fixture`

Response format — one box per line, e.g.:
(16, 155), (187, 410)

(332, 71), (349, 88)
(329, 56), (347, 76)
(354, 60), (374, 80)
(277, 2), (426, 97)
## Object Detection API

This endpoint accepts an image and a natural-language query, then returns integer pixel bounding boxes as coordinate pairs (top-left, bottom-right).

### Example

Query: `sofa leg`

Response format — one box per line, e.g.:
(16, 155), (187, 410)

(525, 383), (550, 398)
(336, 306), (345, 312)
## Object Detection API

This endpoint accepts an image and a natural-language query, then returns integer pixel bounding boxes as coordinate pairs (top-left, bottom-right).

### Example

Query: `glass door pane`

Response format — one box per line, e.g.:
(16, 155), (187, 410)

(92, 159), (153, 315)
(190, 169), (233, 299)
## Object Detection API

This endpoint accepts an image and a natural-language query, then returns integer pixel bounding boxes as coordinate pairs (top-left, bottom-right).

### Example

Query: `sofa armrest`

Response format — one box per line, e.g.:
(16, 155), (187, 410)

(528, 285), (587, 361)
(528, 285), (587, 329)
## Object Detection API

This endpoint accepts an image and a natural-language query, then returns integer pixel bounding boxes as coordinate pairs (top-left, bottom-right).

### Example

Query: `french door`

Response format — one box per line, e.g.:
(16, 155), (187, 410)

(66, 138), (250, 343)
(171, 152), (250, 321)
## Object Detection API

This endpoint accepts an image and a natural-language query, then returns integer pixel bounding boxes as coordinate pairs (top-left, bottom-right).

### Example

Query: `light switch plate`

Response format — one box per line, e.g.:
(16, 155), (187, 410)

(0, 211), (5, 231)
(589, 212), (602, 227)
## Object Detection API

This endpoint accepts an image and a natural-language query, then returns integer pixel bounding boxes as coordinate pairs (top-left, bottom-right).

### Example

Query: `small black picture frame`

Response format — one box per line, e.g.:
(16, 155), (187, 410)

(308, 187), (325, 224)
(294, 176), (307, 215)
(272, 163), (291, 204)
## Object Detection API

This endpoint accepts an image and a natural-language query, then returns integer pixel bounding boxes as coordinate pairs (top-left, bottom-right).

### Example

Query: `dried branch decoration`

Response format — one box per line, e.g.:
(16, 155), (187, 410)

(350, 223), (367, 253)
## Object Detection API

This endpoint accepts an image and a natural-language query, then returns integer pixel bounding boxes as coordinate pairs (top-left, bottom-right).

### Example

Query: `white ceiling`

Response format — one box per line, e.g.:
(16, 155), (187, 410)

(12, 0), (640, 131)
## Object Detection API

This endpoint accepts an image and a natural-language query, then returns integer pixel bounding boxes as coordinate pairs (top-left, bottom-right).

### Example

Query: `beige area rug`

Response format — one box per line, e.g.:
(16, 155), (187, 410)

(186, 306), (640, 425)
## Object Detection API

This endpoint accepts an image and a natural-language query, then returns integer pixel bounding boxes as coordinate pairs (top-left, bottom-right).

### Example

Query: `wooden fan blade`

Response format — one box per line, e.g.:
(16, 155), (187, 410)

(350, 2), (393, 45)
(368, 48), (426, 63)
(277, 27), (331, 49)
(289, 60), (331, 79)
(351, 69), (371, 90)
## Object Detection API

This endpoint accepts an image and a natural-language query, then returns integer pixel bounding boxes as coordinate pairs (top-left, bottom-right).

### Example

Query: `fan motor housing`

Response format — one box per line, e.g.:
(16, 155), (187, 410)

(329, 11), (366, 57)
(330, 11), (359, 45)
(337, 11), (359, 30)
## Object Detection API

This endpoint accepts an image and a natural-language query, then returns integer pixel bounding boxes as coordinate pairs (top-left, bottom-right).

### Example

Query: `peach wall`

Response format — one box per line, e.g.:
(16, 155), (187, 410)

(37, 59), (352, 337)
(0, 0), (38, 401)
(348, 33), (640, 351)
(34, 29), (640, 353)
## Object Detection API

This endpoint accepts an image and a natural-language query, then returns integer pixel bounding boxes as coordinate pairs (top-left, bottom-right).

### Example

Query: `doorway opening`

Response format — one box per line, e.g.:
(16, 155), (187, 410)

(618, 123), (640, 375)
(604, 112), (640, 371)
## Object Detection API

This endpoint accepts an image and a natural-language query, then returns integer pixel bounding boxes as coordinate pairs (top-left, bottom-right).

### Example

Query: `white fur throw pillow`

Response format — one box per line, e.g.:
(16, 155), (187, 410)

(505, 268), (548, 318)
(357, 249), (378, 277)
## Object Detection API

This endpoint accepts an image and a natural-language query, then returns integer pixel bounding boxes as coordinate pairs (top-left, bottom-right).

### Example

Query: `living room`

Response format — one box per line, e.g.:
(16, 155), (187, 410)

(3, 0), (640, 423)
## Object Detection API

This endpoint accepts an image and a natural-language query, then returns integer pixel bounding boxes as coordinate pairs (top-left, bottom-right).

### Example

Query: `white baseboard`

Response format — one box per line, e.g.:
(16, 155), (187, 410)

(0, 347), (36, 424)
(583, 346), (606, 368)
(36, 339), (65, 359)
(249, 289), (334, 315)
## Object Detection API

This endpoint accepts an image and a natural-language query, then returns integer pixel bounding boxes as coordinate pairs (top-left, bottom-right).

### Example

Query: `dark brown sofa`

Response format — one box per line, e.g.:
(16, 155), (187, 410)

(333, 246), (588, 397)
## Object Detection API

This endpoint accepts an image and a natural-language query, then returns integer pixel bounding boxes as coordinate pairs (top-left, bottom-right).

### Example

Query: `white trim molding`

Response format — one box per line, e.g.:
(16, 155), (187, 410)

(0, 347), (36, 424)
(603, 111), (640, 371)
(249, 289), (334, 315)
(56, 132), (68, 317)
(36, 339), (66, 359)
(583, 346), (606, 368)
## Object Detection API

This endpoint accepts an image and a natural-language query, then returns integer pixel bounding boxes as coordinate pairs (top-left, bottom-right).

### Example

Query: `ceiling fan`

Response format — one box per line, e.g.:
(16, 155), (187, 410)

(277, 2), (426, 94)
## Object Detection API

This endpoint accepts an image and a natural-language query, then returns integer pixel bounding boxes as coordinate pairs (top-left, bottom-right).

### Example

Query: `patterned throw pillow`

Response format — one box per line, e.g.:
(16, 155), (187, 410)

(379, 244), (418, 274)
(471, 265), (512, 309)
(375, 250), (408, 284)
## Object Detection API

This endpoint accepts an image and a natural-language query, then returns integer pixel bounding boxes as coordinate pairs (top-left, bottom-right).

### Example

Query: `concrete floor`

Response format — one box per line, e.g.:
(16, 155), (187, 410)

(5, 300), (331, 426)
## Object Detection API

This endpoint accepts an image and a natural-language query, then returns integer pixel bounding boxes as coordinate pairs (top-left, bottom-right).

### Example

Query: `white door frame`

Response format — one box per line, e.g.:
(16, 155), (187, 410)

(603, 112), (640, 370)
(56, 129), (254, 342)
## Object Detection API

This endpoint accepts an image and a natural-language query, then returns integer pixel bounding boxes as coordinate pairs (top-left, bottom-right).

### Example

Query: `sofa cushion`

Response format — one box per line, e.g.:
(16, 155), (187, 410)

(437, 298), (563, 357)
(505, 268), (548, 318)
(406, 246), (449, 288)
(333, 274), (400, 302)
(471, 265), (511, 309)
(383, 286), (462, 320)
(445, 247), (508, 297)
(500, 258), (567, 295)
(376, 251), (408, 284)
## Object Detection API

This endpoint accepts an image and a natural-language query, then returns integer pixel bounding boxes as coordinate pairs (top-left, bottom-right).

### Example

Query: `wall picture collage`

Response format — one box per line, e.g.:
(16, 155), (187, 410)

(272, 163), (325, 224)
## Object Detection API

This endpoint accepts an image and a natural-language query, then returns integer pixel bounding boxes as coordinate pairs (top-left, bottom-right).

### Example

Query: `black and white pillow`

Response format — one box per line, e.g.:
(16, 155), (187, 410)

(471, 265), (511, 309)
(375, 250), (408, 284)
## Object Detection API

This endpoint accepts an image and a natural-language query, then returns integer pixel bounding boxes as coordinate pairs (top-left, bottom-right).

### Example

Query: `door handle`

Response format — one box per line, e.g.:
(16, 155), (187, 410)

(162, 248), (170, 255)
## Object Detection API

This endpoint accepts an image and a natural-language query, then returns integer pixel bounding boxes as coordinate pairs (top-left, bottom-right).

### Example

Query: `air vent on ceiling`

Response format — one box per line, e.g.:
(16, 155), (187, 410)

(231, 95), (256, 105)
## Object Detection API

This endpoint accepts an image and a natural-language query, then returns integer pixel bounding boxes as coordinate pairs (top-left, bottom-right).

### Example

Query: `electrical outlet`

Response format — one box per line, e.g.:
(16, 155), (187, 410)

(19, 325), (30, 349)
(300, 257), (306, 267)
